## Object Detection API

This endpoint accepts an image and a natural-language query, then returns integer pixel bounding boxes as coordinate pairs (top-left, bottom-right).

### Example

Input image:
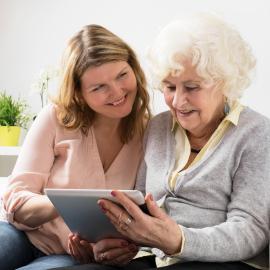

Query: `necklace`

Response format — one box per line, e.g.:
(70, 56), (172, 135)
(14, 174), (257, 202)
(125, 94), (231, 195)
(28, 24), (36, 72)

(191, 148), (201, 154)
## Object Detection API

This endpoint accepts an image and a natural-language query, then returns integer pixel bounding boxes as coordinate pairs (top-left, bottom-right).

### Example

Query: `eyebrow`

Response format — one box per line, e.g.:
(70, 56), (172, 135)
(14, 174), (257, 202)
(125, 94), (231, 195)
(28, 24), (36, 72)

(88, 65), (129, 89)
(162, 79), (173, 84)
(116, 66), (129, 76)
(162, 79), (201, 84)
(88, 83), (104, 90)
(184, 80), (201, 84)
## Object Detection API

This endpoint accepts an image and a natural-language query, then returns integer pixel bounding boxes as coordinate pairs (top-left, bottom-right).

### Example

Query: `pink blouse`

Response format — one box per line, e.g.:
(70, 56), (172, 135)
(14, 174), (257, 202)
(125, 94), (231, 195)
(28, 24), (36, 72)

(1, 105), (142, 254)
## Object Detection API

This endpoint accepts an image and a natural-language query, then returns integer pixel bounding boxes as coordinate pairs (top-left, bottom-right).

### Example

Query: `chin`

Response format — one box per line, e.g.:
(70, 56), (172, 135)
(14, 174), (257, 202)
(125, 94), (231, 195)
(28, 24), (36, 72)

(120, 100), (134, 117)
(118, 108), (133, 118)
(177, 121), (192, 130)
(110, 107), (133, 119)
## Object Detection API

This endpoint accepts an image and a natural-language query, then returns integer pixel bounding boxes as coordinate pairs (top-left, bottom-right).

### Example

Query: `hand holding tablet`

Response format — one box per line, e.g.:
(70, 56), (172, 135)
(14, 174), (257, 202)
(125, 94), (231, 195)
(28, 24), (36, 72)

(45, 189), (147, 242)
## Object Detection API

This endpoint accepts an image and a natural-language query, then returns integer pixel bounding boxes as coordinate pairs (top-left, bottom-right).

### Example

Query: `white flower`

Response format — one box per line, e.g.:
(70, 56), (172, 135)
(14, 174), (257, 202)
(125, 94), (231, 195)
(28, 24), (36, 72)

(30, 66), (59, 108)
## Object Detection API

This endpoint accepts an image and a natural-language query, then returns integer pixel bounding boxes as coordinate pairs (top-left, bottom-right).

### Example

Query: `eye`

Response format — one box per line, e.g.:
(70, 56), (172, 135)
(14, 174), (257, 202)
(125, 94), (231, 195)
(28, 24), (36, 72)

(118, 72), (128, 79)
(164, 85), (176, 92)
(91, 84), (105, 92)
(184, 84), (200, 91)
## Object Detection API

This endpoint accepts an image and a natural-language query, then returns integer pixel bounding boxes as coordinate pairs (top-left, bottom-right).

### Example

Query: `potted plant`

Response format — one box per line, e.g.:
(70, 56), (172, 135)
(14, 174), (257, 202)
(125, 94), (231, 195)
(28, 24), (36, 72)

(0, 91), (31, 146)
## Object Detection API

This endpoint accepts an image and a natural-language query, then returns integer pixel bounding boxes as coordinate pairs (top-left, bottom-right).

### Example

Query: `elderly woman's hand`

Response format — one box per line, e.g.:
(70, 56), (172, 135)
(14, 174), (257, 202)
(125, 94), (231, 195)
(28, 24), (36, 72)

(92, 238), (138, 266)
(98, 191), (182, 255)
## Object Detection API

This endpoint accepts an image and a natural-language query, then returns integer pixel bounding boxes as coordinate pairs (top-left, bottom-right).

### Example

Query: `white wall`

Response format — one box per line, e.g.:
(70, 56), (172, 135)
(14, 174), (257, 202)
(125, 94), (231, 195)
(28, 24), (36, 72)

(1, 0), (270, 116)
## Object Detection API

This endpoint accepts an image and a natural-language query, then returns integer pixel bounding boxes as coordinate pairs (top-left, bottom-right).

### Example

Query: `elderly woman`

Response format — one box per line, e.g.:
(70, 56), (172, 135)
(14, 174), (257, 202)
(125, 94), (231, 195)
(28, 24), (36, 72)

(53, 13), (270, 270)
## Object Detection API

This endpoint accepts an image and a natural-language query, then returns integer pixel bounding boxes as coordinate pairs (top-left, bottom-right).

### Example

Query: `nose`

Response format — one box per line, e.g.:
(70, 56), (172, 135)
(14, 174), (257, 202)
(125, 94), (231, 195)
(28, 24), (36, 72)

(110, 81), (123, 96)
(172, 87), (187, 109)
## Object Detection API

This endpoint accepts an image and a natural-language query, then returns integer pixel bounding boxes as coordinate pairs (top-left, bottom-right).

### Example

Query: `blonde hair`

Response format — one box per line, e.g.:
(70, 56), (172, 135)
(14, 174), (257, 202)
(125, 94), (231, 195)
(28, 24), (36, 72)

(147, 13), (256, 104)
(54, 24), (150, 143)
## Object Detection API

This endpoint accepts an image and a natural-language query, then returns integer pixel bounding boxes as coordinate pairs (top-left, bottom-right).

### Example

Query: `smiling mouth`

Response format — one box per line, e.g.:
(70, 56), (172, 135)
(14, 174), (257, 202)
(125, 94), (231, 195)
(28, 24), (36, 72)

(176, 110), (196, 116)
(108, 95), (127, 106)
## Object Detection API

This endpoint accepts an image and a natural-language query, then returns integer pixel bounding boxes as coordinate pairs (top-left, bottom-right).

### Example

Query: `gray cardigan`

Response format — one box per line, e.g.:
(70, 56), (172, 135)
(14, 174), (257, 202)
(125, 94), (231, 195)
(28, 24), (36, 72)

(136, 107), (270, 267)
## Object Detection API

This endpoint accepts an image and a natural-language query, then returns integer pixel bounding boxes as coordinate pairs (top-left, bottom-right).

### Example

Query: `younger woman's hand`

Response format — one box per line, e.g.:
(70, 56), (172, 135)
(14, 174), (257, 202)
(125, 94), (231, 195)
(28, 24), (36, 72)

(92, 238), (138, 266)
(68, 233), (94, 263)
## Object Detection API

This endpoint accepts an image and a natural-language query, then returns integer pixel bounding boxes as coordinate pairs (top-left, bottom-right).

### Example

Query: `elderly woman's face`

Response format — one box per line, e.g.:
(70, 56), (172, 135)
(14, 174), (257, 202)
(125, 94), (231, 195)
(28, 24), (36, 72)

(162, 60), (224, 136)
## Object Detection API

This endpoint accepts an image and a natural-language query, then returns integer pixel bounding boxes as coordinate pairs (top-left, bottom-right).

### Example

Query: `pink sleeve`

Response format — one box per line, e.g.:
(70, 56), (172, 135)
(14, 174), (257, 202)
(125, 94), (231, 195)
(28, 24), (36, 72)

(2, 105), (56, 230)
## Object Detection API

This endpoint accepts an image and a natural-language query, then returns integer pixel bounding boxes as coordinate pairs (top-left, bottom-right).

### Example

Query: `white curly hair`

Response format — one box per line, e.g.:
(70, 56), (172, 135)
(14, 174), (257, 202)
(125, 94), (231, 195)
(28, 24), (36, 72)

(147, 12), (256, 104)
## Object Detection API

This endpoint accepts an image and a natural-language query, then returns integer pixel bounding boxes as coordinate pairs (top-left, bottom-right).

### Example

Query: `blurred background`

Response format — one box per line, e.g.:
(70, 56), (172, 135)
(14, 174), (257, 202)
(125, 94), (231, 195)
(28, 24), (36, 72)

(1, 0), (270, 116)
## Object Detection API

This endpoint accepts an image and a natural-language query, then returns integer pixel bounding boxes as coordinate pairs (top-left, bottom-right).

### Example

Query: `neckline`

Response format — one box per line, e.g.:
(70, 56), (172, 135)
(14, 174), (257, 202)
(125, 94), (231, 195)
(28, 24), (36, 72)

(191, 148), (201, 154)
(91, 127), (126, 174)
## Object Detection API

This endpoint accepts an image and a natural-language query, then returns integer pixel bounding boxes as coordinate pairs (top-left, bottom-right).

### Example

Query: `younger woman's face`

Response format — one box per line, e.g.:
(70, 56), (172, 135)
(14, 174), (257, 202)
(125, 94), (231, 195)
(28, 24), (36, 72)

(80, 61), (137, 121)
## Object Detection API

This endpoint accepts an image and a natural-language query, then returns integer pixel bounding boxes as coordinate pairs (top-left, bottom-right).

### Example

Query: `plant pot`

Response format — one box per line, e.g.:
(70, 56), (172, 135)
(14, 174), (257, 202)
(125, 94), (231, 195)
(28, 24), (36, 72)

(0, 126), (21, 146)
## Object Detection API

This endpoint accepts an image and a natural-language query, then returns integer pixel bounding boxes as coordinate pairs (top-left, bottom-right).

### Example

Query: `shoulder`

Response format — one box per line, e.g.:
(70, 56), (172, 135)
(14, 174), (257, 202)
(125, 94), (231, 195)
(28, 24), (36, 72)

(35, 103), (57, 122)
(148, 111), (172, 132)
(240, 107), (270, 126)
(238, 107), (270, 136)
(231, 107), (270, 153)
(30, 104), (63, 136)
(143, 111), (173, 147)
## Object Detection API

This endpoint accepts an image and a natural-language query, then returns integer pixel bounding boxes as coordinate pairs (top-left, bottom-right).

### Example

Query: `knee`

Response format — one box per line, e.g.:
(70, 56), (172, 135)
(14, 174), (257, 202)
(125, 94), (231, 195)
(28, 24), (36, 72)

(0, 221), (27, 245)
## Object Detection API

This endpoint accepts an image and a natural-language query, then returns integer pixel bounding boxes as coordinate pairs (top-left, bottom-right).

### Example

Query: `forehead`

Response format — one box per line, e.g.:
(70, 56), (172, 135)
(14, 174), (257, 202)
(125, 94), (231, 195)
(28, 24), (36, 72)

(81, 61), (129, 86)
(164, 59), (202, 83)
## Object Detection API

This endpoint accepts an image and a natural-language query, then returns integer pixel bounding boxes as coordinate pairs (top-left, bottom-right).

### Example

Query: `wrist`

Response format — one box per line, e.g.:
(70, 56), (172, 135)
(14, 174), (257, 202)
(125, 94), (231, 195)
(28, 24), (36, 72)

(163, 224), (182, 255)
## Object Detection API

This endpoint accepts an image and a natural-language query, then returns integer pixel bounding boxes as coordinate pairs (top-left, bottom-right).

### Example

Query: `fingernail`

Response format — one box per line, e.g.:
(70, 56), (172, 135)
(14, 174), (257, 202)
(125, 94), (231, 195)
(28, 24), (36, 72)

(149, 194), (153, 201)
(98, 201), (104, 207)
(98, 201), (107, 213)
(100, 206), (107, 213)
(111, 191), (116, 197)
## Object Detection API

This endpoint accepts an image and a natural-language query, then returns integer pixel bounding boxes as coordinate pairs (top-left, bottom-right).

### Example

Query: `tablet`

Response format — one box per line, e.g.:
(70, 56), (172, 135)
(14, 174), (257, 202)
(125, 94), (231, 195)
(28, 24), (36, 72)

(45, 188), (147, 242)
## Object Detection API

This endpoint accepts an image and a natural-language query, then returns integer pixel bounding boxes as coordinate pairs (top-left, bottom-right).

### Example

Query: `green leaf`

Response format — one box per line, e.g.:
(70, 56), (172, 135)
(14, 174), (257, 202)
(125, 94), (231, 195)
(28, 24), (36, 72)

(0, 91), (31, 129)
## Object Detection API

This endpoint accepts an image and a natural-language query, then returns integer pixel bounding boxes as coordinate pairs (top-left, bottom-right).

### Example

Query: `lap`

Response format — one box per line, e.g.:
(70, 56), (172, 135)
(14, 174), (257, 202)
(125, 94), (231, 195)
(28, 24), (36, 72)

(48, 256), (256, 270)
(154, 261), (257, 270)
(16, 254), (79, 270)
(48, 255), (156, 270)
(0, 221), (78, 270)
(0, 220), (39, 270)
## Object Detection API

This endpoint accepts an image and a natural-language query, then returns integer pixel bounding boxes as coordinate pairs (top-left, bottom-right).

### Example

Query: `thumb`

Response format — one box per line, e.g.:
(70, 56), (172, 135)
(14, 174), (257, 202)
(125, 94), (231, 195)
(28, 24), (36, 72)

(145, 193), (167, 220)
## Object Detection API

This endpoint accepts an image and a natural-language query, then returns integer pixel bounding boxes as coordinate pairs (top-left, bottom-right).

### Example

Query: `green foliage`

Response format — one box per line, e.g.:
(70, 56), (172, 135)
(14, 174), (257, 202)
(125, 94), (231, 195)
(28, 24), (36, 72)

(0, 91), (31, 129)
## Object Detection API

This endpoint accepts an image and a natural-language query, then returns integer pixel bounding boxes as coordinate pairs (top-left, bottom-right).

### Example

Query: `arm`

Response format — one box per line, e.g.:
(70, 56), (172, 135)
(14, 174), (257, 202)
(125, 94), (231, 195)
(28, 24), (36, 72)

(2, 105), (57, 228)
(135, 159), (147, 194)
(177, 137), (270, 262)
(14, 195), (58, 228)
(135, 119), (151, 194)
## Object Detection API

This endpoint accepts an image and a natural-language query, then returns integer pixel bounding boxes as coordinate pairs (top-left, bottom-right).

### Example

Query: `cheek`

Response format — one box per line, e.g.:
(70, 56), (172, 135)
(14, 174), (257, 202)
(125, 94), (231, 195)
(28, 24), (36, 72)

(198, 108), (214, 124)
(83, 99), (95, 110)
(82, 93), (105, 109)
(130, 80), (138, 94)
(126, 73), (137, 92)
(164, 93), (173, 108)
